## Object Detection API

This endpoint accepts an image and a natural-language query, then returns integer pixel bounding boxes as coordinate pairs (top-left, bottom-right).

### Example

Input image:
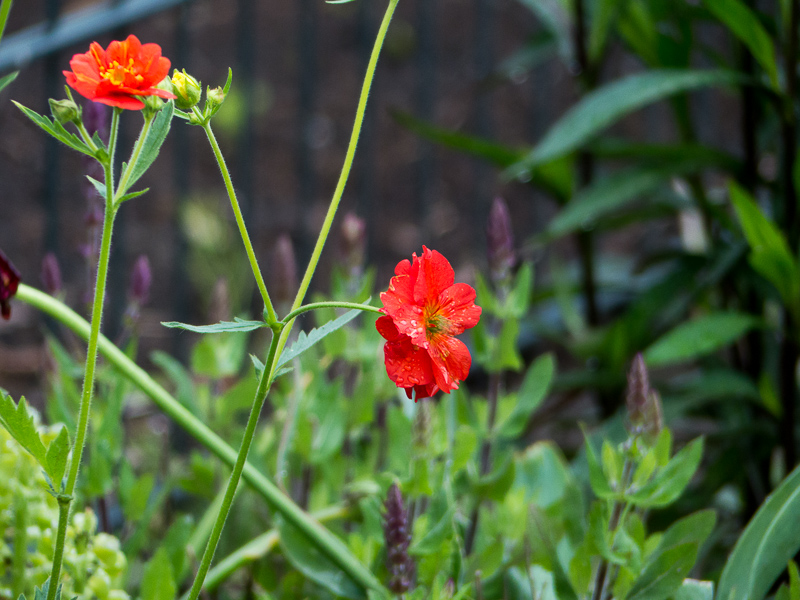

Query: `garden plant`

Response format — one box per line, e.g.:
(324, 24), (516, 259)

(2, 0), (800, 599)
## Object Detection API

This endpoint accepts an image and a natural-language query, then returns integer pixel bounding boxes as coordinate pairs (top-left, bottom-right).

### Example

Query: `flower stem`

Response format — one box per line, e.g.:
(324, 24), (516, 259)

(46, 108), (121, 600)
(185, 328), (282, 600)
(277, 0), (399, 372)
(201, 120), (278, 325)
(15, 284), (387, 597)
(281, 300), (382, 324)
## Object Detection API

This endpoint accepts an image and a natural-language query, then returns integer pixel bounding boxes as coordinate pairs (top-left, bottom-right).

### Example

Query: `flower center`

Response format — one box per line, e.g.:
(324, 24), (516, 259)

(424, 305), (450, 340)
(101, 59), (144, 86)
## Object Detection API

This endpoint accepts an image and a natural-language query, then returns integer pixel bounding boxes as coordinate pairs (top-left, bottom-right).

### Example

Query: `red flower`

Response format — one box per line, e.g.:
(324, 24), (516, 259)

(0, 249), (21, 320)
(377, 247), (482, 400)
(64, 35), (176, 110)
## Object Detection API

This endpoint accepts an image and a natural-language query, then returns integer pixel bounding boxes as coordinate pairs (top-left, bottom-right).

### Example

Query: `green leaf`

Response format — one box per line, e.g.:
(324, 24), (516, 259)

(277, 309), (362, 368)
(13, 101), (95, 157)
(498, 352), (555, 439)
(673, 580), (714, 600)
(644, 312), (761, 367)
(121, 101), (174, 195)
(583, 430), (615, 499)
(506, 69), (748, 178)
(545, 164), (697, 240)
(626, 542), (699, 600)
(0, 70), (18, 93)
(718, 462), (800, 600)
(504, 263), (534, 318)
(116, 188), (150, 204)
(729, 181), (800, 306)
(86, 176), (106, 198)
(0, 393), (49, 473)
(704, 0), (779, 89)
(627, 438), (703, 507)
(45, 427), (70, 488)
(277, 517), (365, 599)
(141, 548), (176, 600)
(161, 317), (267, 333)
(649, 510), (716, 564)
(588, 0), (625, 64)
(471, 452), (516, 501)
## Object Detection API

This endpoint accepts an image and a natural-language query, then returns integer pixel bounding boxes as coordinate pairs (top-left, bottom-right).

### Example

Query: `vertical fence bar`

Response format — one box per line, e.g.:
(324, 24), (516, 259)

(472, 0), (495, 245)
(415, 0), (437, 238)
(42, 0), (63, 256)
(235, 0), (255, 225)
(356, 0), (377, 255)
(296, 0), (317, 263)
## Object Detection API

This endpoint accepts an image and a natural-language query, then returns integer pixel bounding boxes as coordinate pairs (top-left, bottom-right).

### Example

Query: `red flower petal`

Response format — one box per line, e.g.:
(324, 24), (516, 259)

(64, 35), (175, 111)
(413, 247), (454, 307)
(428, 335), (472, 393)
(438, 282), (482, 335)
(383, 334), (437, 394)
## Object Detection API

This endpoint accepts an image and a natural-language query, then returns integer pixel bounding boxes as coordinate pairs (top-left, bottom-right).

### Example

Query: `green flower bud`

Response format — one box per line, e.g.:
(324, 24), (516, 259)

(49, 98), (80, 125)
(171, 69), (202, 109)
(142, 77), (174, 116)
(206, 85), (226, 110)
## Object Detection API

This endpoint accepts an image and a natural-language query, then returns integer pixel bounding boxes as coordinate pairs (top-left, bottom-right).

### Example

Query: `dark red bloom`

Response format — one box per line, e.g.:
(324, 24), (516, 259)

(0, 249), (21, 320)
(64, 35), (176, 110)
(377, 247), (481, 400)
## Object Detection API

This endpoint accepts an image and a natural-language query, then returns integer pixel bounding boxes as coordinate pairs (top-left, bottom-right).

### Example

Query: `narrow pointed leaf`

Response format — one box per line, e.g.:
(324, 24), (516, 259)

(718, 462), (800, 600)
(121, 101), (174, 195)
(0, 70), (18, 93)
(505, 69), (748, 178)
(45, 426), (71, 487)
(161, 318), (267, 333)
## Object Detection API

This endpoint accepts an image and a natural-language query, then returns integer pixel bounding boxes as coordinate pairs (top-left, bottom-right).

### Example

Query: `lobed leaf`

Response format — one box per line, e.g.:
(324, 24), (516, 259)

(277, 309), (362, 369)
(13, 101), (95, 157)
(0, 393), (50, 475)
(161, 317), (267, 333)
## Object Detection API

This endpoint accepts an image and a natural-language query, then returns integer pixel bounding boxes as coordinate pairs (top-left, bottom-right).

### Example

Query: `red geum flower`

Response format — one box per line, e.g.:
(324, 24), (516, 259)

(377, 247), (482, 400)
(64, 35), (176, 110)
(0, 249), (21, 320)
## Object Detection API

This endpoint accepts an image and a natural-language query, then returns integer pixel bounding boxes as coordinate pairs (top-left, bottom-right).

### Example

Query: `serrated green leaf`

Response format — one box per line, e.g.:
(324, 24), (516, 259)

(506, 69), (748, 178)
(718, 462), (800, 600)
(45, 426), (70, 488)
(704, 0), (779, 89)
(0, 393), (49, 470)
(0, 71), (19, 93)
(644, 312), (761, 367)
(13, 101), (95, 157)
(161, 317), (267, 333)
(277, 309), (362, 368)
(498, 352), (554, 439)
(121, 101), (174, 196)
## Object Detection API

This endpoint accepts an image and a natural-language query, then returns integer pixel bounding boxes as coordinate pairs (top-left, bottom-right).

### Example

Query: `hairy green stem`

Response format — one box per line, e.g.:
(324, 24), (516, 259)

(16, 285), (386, 596)
(46, 109), (121, 600)
(276, 0), (399, 376)
(202, 120), (277, 325)
(281, 300), (381, 324)
(188, 504), (350, 596)
(186, 330), (282, 600)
